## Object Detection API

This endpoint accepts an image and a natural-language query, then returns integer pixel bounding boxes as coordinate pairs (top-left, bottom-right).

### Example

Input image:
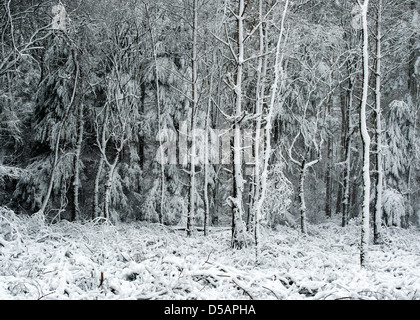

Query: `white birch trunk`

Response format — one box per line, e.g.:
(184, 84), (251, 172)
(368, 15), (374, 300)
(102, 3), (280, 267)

(254, 0), (289, 263)
(72, 102), (84, 221)
(253, 0), (265, 262)
(230, 0), (247, 249)
(103, 155), (119, 220)
(299, 163), (308, 234)
(289, 134), (321, 235)
(93, 102), (109, 219)
(359, 0), (371, 268)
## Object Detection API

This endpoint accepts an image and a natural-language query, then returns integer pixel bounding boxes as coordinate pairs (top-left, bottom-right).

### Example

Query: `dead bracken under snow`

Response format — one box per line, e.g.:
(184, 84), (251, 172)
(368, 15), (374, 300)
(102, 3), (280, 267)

(0, 208), (419, 300)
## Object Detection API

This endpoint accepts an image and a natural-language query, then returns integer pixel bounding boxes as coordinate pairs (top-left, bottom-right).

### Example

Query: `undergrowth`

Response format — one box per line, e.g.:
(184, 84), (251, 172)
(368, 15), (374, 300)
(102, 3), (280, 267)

(1, 207), (419, 300)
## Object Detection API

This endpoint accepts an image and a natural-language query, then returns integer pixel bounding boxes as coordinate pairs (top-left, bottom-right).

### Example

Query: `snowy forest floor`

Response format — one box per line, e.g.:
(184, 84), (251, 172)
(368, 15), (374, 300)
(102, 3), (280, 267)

(0, 208), (419, 300)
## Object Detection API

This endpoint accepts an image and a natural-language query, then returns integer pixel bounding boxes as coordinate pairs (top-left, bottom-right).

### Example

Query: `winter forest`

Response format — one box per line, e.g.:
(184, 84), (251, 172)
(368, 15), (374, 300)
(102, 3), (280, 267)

(0, 0), (420, 300)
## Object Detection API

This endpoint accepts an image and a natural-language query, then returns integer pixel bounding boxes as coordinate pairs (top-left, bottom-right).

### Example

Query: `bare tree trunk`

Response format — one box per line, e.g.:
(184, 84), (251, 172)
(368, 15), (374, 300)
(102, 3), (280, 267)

(359, 0), (371, 268)
(246, 170), (254, 231)
(92, 101), (109, 220)
(187, 0), (199, 237)
(203, 111), (210, 237)
(336, 84), (347, 216)
(139, 82), (146, 168)
(373, 0), (383, 244)
(230, 0), (247, 249)
(103, 155), (119, 220)
(289, 137), (321, 235)
(342, 80), (353, 227)
(253, 0), (289, 263)
(297, 155), (321, 234)
(342, 140), (352, 227)
(203, 50), (215, 237)
(72, 102), (84, 221)
(325, 103), (332, 218)
(253, 0), (266, 260)
(408, 1), (418, 101)
(407, 1), (418, 227)
(299, 162), (308, 234)
(92, 156), (104, 219)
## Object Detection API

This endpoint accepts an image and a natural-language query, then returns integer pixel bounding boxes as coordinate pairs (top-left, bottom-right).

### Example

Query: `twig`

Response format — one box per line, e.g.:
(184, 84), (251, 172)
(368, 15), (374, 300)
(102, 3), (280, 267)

(203, 249), (214, 265)
(232, 279), (254, 300)
(38, 291), (56, 300)
(84, 243), (94, 254)
(263, 286), (280, 300)
(98, 271), (104, 288)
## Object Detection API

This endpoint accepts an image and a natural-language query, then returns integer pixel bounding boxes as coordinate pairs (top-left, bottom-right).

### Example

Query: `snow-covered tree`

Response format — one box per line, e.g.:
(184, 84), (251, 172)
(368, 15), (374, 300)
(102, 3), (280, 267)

(383, 99), (416, 227)
(14, 22), (80, 216)
(382, 188), (406, 227)
(253, 0), (290, 262)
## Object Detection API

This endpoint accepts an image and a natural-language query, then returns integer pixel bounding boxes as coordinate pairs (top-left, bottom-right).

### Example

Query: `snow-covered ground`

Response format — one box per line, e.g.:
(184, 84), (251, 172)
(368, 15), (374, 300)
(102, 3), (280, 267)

(1, 207), (419, 300)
